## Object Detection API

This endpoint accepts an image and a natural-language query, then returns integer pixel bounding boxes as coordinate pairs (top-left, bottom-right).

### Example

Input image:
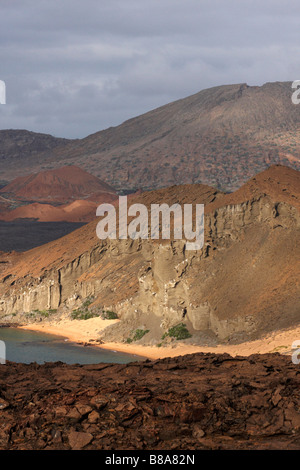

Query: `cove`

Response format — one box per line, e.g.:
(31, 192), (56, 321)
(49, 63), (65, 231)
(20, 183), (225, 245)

(0, 328), (145, 364)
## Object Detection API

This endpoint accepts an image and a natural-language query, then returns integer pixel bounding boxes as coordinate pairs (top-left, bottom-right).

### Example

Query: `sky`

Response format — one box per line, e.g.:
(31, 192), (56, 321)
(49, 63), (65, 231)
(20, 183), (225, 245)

(0, 0), (300, 139)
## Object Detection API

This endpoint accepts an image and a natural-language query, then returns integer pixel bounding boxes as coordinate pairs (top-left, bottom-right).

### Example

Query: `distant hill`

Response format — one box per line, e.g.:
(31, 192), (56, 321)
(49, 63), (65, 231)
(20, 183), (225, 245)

(0, 165), (116, 203)
(1, 81), (300, 192)
(0, 165), (118, 223)
(0, 200), (99, 223)
(0, 129), (71, 184)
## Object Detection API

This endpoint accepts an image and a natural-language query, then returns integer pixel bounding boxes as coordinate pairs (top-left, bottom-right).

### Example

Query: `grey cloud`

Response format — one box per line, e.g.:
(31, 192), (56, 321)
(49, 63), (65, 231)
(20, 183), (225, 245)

(0, 0), (300, 138)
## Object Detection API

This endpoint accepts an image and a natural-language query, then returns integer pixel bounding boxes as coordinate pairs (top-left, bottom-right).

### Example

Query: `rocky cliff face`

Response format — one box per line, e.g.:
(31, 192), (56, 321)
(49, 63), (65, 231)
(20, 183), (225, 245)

(0, 166), (299, 344)
(103, 195), (300, 342)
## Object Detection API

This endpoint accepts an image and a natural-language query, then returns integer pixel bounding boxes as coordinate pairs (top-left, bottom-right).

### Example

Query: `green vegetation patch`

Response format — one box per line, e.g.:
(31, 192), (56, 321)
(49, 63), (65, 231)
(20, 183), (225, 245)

(126, 328), (150, 343)
(102, 310), (118, 320)
(162, 323), (192, 341)
(30, 308), (57, 318)
(71, 309), (100, 320)
(70, 297), (119, 321)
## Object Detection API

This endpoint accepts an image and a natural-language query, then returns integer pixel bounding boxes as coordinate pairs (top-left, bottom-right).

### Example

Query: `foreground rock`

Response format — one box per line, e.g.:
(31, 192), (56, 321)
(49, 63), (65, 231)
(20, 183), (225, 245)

(0, 352), (300, 450)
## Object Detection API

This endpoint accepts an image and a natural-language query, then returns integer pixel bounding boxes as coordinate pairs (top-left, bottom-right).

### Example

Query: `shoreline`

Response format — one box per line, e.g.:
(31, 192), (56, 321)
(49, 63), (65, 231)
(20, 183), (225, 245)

(16, 316), (300, 361)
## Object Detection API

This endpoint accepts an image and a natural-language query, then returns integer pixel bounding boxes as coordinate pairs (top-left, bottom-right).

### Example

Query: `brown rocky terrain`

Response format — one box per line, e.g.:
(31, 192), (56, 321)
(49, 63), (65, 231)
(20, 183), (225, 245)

(0, 352), (299, 450)
(0, 165), (118, 223)
(1, 82), (300, 192)
(0, 164), (116, 204)
(0, 129), (71, 187)
(0, 199), (116, 223)
(0, 164), (299, 346)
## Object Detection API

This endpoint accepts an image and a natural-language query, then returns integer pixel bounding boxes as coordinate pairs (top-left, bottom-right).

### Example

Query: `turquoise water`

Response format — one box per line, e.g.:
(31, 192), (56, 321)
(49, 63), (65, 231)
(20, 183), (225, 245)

(0, 328), (145, 364)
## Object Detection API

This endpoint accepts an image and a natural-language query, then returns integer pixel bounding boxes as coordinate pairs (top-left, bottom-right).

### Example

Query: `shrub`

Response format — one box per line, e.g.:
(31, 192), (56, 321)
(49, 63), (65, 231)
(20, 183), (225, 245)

(70, 297), (100, 320)
(103, 311), (118, 320)
(71, 309), (99, 320)
(132, 329), (150, 341)
(48, 309), (57, 314)
(162, 323), (192, 341)
(82, 297), (94, 308)
(126, 329), (150, 343)
(31, 309), (57, 318)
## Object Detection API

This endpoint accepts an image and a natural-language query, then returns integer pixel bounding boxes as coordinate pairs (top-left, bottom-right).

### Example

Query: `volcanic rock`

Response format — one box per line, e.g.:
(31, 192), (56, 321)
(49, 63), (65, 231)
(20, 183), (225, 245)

(0, 353), (299, 450)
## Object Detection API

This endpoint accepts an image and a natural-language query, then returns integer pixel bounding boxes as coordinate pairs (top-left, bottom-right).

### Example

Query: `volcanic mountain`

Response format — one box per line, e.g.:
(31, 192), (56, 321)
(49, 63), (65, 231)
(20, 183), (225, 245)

(0, 129), (71, 186)
(0, 165), (116, 203)
(0, 200), (106, 223)
(0, 165), (299, 345)
(1, 81), (300, 192)
(0, 165), (118, 224)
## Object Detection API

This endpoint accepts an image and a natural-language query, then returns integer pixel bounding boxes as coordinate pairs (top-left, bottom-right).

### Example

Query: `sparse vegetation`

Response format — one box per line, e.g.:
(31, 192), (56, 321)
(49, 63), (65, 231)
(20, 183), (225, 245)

(162, 323), (192, 341)
(271, 345), (289, 353)
(126, 328), (150, 343)
(102, 310), (118, 320)
(133, 329), (150, 341)
(30, 308), (58, 318)
(71, 297), (97, 320)
(70, 298), (118, 321)
(82, 296), (94, 308)
(71, 309), (99, 320)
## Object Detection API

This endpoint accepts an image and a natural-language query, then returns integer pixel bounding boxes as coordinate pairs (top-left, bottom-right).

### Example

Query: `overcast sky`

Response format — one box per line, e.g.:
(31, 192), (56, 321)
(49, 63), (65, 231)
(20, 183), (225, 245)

(0, 0), (299, 139)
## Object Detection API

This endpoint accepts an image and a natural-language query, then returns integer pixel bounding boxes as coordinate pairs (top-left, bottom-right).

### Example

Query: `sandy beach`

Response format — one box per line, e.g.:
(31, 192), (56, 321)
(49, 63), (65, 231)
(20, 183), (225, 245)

(19, 317), (300, 360)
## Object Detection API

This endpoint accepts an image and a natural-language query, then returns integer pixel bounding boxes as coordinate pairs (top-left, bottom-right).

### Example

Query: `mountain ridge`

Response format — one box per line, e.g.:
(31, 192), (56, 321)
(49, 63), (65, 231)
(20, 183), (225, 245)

(1, 81), (300, 192)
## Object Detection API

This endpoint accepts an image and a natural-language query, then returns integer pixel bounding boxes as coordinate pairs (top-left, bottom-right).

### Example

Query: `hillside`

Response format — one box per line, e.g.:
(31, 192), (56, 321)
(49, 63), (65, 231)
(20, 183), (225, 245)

(0, 201), (102, 223)
(1, 82), (300, 192)
(0, 165), (116, 204)
(0, 165), (118, 227)
(0, 129), (71, 185)
(0, 165), (299, 345)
